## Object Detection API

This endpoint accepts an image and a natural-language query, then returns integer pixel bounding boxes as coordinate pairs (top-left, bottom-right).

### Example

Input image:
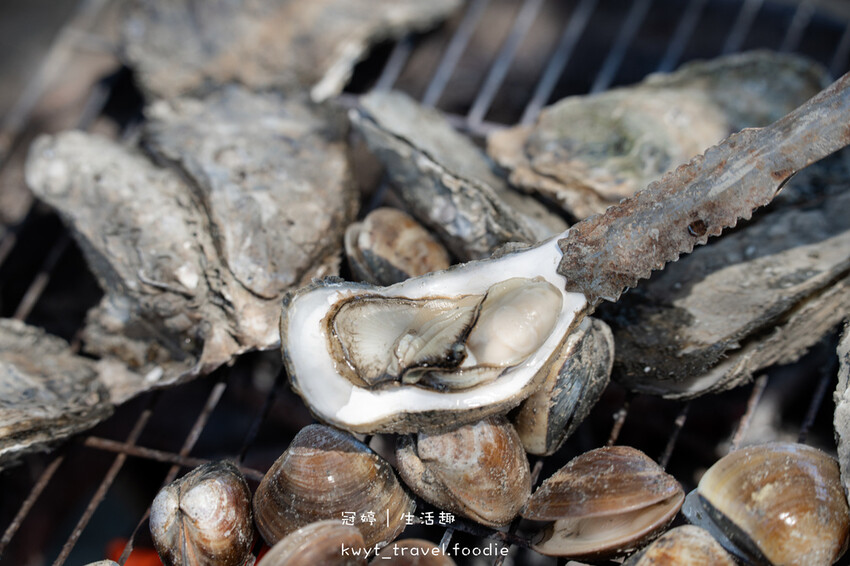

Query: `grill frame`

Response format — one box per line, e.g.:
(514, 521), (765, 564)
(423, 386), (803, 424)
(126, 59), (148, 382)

(1, 0), (849, 564)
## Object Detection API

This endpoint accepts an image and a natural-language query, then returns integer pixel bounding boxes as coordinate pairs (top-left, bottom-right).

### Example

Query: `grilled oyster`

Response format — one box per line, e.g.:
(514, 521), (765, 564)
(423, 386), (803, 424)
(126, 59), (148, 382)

(281, 237), (589, 433)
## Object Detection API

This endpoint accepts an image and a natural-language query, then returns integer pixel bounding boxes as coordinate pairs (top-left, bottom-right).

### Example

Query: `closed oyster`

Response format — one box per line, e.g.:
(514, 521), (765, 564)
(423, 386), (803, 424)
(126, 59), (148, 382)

(122, 0), (461, 101)
(606, 180), (850, 399)
(345, 207), (451, 286)
(257, 520), (366, 566)
(395, 416), (530, 527)
(623, 525), (736, 565)
(682, 442), (850, 565)
(351, 90), (567, 261)
(512, 317), (613, 456)
(150, 461), (253, 566)
(488, 51), (828, 219)
(253, 425), (414, 549)
(372, 540), (457, 565)
(521, 446), (684, 559)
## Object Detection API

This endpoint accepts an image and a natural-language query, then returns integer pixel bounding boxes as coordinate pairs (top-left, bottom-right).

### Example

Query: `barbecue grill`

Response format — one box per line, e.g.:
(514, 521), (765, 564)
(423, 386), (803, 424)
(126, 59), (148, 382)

(1, 0), (849, 564)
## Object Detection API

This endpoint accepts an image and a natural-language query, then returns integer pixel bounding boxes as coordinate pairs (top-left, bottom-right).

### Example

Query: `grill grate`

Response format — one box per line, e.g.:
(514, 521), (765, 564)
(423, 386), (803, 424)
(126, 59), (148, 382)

(1, 0), (849, 564)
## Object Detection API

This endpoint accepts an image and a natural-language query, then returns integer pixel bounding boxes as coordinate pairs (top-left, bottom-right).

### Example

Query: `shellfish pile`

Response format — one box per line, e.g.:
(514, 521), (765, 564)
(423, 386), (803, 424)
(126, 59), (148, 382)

(7, 1), (850, 564)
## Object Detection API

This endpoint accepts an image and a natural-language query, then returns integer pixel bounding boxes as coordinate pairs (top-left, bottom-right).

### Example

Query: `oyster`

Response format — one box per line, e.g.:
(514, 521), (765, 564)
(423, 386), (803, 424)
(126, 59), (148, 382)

(395, 416), (531, 527)
(253, 424), (414, 549)
(682, 442), (850, 565)
(605, 180), (850, 399)
(145, 86), (357, 299)
(0, 318), (117, 469)
(351, 90), (567, 260)
(150, 461), (254, 566)
(488, 51), (828, 219)
(521, 446), (684, 559)
(256, 520), (366, 566)
(512, 317), (613, 456)
(834, 323), (850, 504)
(122, 0), (461, 101)
(345, 207), (451, 286)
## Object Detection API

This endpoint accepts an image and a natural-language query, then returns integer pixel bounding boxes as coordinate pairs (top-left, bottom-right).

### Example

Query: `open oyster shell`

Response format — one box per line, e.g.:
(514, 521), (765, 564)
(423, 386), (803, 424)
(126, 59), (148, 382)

(280, 237), (588, 433)
(351, 90), (567, 260)
(488, 51), (828, 219)
(122, 0), (461, 101)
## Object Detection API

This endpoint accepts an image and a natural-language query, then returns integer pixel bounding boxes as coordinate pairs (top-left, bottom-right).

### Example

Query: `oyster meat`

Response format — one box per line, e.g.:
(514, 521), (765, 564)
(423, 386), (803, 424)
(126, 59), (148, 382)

(351, 90), (567, 260)
(488, 51), (828, 219)
(122, 0), (461, 101)
(26, 100), (354, 396)
(604, 178), (850, 399)
(0, 319), (120, 469)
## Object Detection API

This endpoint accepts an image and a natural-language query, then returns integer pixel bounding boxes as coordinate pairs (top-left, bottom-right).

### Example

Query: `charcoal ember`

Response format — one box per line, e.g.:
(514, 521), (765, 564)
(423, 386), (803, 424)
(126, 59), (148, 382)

(604, 184), (850, 399)
(836, 323), (850, 504)
(121, 0), (461, 101)
(488, 51), (828, 220)
(351, 90), (567, 261)
(144, 86), (356, 299)
(26, 120), (353, 396)
(0, 319), (113, 469)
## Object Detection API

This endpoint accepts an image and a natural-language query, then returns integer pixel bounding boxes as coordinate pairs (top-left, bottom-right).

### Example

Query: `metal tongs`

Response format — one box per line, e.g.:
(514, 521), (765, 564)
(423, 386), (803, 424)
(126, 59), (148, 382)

(558, 71), (850, 305)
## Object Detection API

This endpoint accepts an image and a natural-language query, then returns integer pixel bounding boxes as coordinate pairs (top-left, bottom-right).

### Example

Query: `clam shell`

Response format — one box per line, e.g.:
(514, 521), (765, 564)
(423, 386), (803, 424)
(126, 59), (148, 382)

(345, 208), (451, 286)
(512, 317), (613, 455)
(257, 520), (367, 566)
(623, 525), (735, 565)
(683, 442), (850, 566)
(150, 461), (253, 566)
(372, 539), (457, 565)
(253, 425), (414, 549)
(395, 416), (530, 527)
(522, 446), (684, 559)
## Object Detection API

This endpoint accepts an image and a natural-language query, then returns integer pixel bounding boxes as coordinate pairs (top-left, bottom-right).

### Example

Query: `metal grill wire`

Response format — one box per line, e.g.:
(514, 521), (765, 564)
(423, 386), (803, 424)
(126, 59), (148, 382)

(0, 0), (848, 564)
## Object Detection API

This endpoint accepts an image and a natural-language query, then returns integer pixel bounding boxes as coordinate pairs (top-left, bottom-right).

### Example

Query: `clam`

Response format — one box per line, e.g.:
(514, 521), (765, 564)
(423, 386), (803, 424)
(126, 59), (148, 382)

(521, 446), (684, 560)
(623, 525), (736, 565)
(149, 461), (253, 566)
(395, 416), (530, 527)
(372, 539), (457, 565)
(253, 424), (414, 549)
(682, 442), (850, 565)
(257, 520), (367, 566)
(345, 207), (451, 286)
(512, 317), (613, 456)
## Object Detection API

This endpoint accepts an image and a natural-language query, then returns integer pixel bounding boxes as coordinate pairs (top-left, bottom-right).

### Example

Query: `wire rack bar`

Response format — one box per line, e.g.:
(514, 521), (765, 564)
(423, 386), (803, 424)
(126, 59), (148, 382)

(0, 456), (65, 557)
(722, 0), (763, 54)
(589, 0), (653, 93)
(658, 402), (691, 470)
(729, 374), (770, 451)
(831, 21), (850, 76)
(780, 0), (814, 53)
(374, 36), (415, 92)
(466, 0), (546, 128)
(422, 0), (491, 107)
(520, 0), (597, 125)
(657, 0), (709, 72)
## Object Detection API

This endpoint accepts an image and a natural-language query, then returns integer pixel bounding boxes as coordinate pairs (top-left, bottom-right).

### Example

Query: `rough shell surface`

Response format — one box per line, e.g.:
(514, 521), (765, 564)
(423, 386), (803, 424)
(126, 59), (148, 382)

(344, 207), (450, 285)
(256, 520), (366, 566)
(684, 442), (850, 566)
(253, 424), (414, 548)
(522, 445), (684, 559)
(149, 461), (253, 566)
(488, 51), (828, 219)
(122, 0), (461, 101)
(0, 318), (114, 470)
(512, 317), (613, 455)
(834, 323), (850, 508)
(352, 90), (567, 260)
(145, 86), (357, 300)
(607, 176), (850, 399)
(372, 539), (457, 565)
(395, 416), (530, 527)
(623, 526), (736, 565)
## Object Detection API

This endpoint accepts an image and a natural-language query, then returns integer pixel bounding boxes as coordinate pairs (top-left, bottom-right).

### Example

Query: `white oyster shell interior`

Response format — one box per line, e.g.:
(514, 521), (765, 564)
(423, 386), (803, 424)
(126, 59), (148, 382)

(282, 235), (587, 432)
